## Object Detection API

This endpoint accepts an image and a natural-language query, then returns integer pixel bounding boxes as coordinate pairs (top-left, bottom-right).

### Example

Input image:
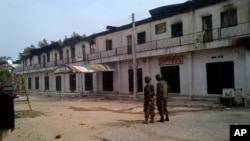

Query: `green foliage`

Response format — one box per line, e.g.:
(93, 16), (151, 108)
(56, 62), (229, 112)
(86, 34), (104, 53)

(0, 56), (11, 62)
(0, 67), (11, 83)
(23, 44), (36, 54)
(38, 38), (49, 48)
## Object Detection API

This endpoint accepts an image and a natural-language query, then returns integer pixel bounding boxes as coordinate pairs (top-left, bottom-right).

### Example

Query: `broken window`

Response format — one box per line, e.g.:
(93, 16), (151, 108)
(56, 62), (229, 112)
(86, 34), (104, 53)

(202, 15), (213, 42)
(82, 45), (86, 61)
(137, 32), (146, 44)
(47, 52), (50, 62)
(30, 58), (32, 66)
(66, 49), (69, 64)
(127, 35), (132, 54)
(59, 49), (63, 60)
(90, 41), (96, 54)
(106, 39), (112, 50)
(155, 22), (166, 34)
(54, 53), (57, 66)
(43, 55), (46, 68)
(171, 23), (183, 37)
(221, 9), (237, 28)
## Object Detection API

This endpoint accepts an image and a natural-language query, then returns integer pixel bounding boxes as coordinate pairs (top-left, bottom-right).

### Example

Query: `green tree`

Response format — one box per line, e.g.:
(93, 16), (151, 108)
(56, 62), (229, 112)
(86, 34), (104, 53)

(0, 56), (11, 62)
(71, 32), (80, 38)
(38, 38), (49, 48)
(0, 67), (11, 83)
(23, 44), (36, 54)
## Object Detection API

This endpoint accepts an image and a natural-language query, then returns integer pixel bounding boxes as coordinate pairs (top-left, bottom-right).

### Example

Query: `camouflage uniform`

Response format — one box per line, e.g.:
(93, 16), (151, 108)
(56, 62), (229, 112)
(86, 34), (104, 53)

(156, 80), (169, 122)
(144, 83), (155, 119)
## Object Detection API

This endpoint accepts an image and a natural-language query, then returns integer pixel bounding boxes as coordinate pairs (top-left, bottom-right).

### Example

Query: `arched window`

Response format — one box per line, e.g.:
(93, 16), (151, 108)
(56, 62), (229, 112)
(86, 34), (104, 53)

(82, 45), (86, 61)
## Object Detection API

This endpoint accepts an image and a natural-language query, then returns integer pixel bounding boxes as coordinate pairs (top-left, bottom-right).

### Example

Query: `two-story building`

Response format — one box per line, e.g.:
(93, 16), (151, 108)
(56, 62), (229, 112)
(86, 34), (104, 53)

(15, 0), (250, 100)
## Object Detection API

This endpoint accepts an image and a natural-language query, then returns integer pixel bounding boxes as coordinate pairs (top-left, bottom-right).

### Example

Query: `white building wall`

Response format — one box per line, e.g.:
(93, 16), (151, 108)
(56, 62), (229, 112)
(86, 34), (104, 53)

(192, 46), (248, 96)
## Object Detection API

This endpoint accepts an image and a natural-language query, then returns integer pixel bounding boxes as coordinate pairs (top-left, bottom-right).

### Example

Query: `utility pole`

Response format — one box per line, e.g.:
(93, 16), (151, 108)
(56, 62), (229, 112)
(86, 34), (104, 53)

(132, 13), (137, 99)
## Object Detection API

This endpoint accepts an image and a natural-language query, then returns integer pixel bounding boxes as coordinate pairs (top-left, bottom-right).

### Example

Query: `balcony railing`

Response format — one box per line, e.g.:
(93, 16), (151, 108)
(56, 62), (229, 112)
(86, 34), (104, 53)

(16, 21), (250, 72)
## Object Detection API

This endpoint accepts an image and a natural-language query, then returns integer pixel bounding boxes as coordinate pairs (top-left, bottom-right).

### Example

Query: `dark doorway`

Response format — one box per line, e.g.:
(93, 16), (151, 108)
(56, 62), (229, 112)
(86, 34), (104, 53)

(206, 61), (234, 94)
(128, 68), (143, 92)
(160, 66), (180, 93)
(69, 74), (76, 91)
(55, 76), (61, 91)
(103, 71), (113, 91)
(85, 73), (93, 91)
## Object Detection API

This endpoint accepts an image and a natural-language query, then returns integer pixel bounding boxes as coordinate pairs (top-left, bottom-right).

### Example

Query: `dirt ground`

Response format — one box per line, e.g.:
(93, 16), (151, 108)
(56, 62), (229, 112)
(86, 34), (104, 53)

(8, 95), (250, 141)
(10, 95), (147, 141)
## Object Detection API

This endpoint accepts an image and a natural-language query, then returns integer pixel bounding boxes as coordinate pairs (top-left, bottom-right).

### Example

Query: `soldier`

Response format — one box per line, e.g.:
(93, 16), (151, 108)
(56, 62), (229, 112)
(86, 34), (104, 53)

(143, 76), (155, 124)
(155, 74), (170, 122)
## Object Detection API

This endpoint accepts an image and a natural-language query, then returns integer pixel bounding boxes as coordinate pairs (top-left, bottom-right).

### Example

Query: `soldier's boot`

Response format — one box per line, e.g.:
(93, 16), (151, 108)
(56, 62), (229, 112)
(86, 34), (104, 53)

(144, 118), (149, 124)
(165, 115), (169, 121)
(157, 115), (164, 122)
(150, 116), (154, 123)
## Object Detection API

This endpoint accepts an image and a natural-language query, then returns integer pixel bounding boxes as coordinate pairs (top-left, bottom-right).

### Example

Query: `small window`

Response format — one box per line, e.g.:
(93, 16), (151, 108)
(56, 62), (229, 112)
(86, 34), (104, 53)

(106, 39), (112, 50)
(35, 77), (39, 90)
(137, 32), (146, 44)
(45, 76), (49, 90)
(155, 22), (166, 34)
(171, 23), (183, 37)
(221, 9), (237, 28)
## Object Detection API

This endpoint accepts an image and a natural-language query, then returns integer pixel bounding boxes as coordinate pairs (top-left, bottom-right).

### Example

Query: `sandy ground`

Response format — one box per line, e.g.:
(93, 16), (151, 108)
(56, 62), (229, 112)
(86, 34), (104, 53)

(10, 95), (145, 141)
(7, 95), (250, 141)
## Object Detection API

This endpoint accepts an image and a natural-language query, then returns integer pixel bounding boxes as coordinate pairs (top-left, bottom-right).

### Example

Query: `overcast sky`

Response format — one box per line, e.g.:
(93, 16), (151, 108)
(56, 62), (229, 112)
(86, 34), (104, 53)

(0, 0), (186, 61)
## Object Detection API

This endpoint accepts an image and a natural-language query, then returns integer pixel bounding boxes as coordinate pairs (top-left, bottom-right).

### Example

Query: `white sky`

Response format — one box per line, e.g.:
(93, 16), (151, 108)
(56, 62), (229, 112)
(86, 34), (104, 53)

(0, 0), (186, 60)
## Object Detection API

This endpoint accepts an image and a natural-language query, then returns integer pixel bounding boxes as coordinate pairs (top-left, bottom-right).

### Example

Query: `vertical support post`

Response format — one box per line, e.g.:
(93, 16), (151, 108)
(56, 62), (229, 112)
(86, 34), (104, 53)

(132, 13), (137, 99)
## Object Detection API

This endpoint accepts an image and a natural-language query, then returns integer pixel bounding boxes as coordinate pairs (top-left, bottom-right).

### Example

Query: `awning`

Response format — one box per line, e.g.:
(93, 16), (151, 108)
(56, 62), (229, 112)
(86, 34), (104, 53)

(83, 64), (115, 72)
(54, 64), (115, 74)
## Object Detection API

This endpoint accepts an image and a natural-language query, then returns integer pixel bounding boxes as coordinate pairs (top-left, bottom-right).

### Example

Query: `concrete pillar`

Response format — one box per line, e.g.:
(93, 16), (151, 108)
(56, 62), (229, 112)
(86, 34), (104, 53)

(246, 51), (250, 96)
(117, 62), (121, 94)
(187, 52), (194, 98)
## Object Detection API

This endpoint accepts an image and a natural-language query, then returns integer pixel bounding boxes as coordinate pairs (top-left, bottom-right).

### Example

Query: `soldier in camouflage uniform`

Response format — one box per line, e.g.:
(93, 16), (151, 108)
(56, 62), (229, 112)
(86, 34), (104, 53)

(143, 76), (155, 124)
(155, 74), (170, 122)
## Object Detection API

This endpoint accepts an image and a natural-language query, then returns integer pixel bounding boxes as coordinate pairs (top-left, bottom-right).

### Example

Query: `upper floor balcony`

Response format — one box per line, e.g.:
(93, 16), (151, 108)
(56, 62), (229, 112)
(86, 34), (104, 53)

(15, 21), (250, 73)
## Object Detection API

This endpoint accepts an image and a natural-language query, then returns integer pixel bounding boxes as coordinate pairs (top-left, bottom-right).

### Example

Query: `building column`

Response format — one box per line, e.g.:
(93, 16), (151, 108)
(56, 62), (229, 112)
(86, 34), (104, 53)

(187, 52), (194, 99)
(117, 62), (121, 94)
(246, 51), (250, 96)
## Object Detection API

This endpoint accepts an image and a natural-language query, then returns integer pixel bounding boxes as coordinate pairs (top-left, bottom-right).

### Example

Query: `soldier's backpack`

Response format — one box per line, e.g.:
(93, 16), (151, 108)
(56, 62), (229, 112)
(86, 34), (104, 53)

(160, 80), (169, 99)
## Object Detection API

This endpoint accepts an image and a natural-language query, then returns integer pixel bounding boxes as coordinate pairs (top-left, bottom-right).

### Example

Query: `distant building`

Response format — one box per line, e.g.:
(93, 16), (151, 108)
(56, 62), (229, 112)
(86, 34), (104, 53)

(15, 0), (250, 100)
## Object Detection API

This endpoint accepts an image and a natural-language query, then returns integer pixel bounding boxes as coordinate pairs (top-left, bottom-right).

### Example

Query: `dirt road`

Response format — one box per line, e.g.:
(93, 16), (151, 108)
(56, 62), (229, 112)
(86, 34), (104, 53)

(8, 95), (250, 141)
